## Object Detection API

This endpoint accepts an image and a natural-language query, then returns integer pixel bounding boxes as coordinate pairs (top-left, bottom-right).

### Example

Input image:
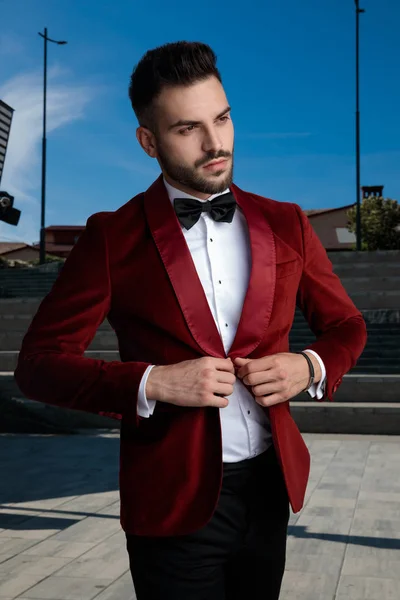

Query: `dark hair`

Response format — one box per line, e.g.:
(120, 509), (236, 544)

(128, 41), (222, 129)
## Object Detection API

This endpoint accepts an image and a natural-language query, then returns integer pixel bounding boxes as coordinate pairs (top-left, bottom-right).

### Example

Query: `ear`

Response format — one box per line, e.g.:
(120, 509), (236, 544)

(136, 126), (157, 158)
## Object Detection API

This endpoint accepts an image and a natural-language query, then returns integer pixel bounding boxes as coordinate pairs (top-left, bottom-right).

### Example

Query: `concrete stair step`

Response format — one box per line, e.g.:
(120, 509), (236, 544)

(1, 317), (399, 339)
(290, 326), (400, 334)
(339, 291), (400, 310)
(0, 394), (118, 433)
(0, 299), (42, 314)
(0, 314), (112, 331)
(0, 330), (119, 350)
(290, 340), (400, 354)
(327, 250), (400, 264)
(353, 359), (400, 369)
(350, 366), (400, 374)
(332, 263), (400, 277)
(338, 277), (400, 292)
(290, 331), (400, 341)
(0, 350), (120, 371)
(291, 402), (400, 435)
(3, 363), (400, 401)
(1, 370), (399, 434)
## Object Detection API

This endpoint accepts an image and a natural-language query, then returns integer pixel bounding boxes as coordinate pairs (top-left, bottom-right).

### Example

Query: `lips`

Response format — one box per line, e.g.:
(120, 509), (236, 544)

(203, 159), (227, 171)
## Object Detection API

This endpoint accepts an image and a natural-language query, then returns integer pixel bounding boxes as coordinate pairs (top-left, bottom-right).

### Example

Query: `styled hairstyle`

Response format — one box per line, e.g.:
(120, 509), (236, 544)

(128, 41), (222, 130)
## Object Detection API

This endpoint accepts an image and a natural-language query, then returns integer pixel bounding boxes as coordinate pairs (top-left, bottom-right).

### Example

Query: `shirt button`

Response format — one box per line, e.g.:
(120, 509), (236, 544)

(210, 238), (213, 242)
(225, 323), (228, 327)
(219, 280), (222, 284)
(247, 410), (251, 415)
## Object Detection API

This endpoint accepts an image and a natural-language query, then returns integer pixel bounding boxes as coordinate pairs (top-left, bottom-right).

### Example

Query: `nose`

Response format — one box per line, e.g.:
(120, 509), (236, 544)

(202, 126), (223, 155)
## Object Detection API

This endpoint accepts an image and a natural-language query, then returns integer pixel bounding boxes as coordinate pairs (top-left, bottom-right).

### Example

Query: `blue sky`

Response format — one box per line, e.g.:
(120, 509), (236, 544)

(1, 0), (399, 244)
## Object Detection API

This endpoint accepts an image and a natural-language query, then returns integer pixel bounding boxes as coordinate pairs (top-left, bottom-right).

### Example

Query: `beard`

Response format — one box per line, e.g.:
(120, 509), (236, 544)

(156, 143), (234, 195)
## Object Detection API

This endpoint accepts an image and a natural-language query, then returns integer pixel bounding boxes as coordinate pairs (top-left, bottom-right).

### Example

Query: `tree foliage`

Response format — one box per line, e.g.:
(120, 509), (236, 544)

(347, 196), (400, 250)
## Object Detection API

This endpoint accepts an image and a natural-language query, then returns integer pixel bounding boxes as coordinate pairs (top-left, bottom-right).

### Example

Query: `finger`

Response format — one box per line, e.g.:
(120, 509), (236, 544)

(213, 382), (235, 397)
(255, 393), (285, 407)
(208, 395), (229, 408)
(215, 358), (235, 373)
(242, 371), (272, 386)
(233, 357), (251, 366)
(216, 371), (236, 385)
(252, 379), (286, 396)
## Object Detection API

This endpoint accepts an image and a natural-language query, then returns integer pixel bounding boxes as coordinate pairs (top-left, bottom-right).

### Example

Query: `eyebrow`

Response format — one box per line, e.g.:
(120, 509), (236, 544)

(168, 106), (231, 131)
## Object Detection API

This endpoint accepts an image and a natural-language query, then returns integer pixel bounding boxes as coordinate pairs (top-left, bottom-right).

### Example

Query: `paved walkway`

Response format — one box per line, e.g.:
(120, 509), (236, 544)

(0, 432), (399, 600)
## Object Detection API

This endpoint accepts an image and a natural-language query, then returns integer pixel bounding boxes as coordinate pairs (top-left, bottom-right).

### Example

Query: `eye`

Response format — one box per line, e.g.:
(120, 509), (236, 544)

(179, 125), (196, 135)
(219, 115), (231, 123)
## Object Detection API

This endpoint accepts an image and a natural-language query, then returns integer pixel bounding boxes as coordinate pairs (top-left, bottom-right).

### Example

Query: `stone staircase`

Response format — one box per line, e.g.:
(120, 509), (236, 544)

(1, 250), (399, 433)
(0, 263), (62, 298)
(289, 311), (400, 375)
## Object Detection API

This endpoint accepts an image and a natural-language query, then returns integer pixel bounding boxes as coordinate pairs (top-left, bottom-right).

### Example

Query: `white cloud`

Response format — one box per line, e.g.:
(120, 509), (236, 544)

(0, 67), (95, 243)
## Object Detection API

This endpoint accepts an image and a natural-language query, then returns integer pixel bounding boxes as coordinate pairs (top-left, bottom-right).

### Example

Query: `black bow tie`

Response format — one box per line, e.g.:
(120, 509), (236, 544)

(174, 192), (236, 230)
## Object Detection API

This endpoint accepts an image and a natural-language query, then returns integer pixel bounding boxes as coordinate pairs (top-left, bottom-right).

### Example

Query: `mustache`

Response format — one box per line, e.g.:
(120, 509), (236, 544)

(195, 151), (232, 168)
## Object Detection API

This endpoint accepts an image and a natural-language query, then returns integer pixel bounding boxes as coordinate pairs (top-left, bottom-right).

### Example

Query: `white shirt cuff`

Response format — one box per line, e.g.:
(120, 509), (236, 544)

(137, 365), (157, 418)
(303, 350), (326, 400)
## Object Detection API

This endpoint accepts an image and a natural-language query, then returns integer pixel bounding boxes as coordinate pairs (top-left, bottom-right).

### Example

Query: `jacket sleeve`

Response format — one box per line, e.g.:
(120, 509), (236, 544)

(293, 203), (367, 401)
(14, 213), (151, 425)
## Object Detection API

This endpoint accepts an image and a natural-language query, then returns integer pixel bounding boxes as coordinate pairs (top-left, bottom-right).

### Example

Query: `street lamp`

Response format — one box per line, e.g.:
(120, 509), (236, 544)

(38, 28), (67, 265)
(355, 1), (365, 251)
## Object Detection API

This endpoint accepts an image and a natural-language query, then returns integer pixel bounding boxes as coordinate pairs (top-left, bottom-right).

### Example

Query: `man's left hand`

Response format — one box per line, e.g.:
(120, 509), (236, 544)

(233, 352), (322, 407)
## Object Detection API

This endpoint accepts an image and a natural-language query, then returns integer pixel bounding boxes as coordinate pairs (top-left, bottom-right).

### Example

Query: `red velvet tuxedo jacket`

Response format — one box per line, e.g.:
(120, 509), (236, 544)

(15, 176), (367, 536)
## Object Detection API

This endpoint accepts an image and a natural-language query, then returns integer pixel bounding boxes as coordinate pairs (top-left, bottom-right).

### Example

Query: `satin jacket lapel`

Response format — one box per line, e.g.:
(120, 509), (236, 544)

(228, 184), (277, 358)
(143, 176), (226, 357)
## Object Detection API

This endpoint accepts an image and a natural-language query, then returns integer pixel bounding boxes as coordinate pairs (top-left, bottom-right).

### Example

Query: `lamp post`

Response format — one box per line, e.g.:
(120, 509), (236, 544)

(355, 1), (365, 251)
(38, 28), (67, 265)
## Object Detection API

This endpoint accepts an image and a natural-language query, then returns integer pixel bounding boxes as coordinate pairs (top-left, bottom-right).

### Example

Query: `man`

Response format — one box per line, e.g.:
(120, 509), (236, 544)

(15, 41), (367, 600)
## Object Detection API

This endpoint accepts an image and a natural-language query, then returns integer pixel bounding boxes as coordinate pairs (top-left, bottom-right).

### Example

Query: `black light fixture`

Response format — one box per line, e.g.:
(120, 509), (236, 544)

(0, 192), (20, 226)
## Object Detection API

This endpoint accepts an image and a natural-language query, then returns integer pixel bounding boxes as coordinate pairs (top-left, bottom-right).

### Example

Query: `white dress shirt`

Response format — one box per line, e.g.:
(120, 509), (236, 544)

(136, 179), (326, 462)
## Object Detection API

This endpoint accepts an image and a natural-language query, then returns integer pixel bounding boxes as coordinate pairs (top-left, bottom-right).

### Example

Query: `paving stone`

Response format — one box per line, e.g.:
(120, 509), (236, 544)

(0, 572), (45, 597)
(0, 537), (40, 555)
(6, 496), (79, 511)
(345, 544), (400, 560)
(279, 571), (337, 599)
(0, 433), (399, 600)
(285, 553), (343, 577)
(54, 539), (129, 580)
(355, 507), (400, 521)
(356, 497), (400, 511)
(17, 576), (113, 599)
(0, 515), (77, 540)
(336, 575), (400, 599)
(50, 515), (121, 544)
(305, 490), (357, 509)
(313, 484), (360, 498)
(0, 553), (70, 576)
(299, 505), (355, 519)
(350, 517), (400, 538)
(93, 572), (136, 600)
(286, 536), (347, 557)
(341, 555), (400, 580)
(294, 514), (353, 536)
(22, 540), (98, 559)
(54, 492), (119, 515)
(357, 490), (400, 504)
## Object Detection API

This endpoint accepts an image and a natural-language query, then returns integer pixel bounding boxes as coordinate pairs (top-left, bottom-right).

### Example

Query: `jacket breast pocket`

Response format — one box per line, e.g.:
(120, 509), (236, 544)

(276, 258), (301, 280)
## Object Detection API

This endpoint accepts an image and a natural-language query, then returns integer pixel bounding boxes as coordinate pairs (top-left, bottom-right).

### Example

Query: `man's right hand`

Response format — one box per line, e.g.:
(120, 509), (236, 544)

(145, 357), (236, 408)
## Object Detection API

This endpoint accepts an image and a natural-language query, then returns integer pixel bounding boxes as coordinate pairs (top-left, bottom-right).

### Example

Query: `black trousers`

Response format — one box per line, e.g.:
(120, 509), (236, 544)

(126, 445), (290, 600)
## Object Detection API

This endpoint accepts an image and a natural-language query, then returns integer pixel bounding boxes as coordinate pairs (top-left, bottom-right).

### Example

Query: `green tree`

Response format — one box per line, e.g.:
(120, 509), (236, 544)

(347, 195), (400, 250)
